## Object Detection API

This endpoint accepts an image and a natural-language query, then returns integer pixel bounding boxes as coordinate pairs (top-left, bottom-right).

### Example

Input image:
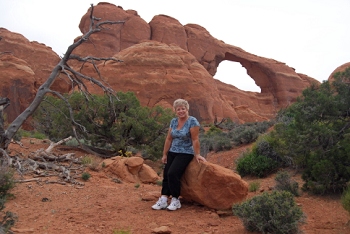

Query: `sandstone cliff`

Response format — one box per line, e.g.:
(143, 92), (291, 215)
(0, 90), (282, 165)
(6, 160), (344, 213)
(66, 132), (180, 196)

(0, 2), (320, 125)
(328, 62), (350, 82)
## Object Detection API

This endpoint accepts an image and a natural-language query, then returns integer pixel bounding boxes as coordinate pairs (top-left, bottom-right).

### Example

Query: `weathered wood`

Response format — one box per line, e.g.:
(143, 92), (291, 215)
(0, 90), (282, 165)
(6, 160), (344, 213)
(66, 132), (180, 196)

(45, 136), (72, 153)
(15, 178), (41, 183)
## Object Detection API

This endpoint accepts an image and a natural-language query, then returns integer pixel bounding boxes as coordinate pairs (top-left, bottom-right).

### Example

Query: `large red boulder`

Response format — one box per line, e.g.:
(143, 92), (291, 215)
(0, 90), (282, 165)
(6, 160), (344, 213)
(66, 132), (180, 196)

(181, 160), (248, 210)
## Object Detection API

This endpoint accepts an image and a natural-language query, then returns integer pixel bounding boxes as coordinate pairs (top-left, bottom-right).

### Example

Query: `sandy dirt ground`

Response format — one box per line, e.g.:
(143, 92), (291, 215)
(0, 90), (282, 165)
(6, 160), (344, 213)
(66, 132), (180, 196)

(4, 138), (350, 234)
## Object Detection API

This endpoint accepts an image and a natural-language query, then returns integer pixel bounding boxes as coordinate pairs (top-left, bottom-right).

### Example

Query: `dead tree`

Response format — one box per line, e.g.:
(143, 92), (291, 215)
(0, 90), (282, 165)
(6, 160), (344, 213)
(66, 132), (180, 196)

(0, 4), (124, 152)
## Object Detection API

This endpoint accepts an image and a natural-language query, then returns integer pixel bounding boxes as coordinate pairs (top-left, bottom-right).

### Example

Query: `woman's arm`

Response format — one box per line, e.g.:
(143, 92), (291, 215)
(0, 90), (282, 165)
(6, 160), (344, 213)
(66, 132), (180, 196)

(190, 126), (207, 163)
(162, 127), (172, 164)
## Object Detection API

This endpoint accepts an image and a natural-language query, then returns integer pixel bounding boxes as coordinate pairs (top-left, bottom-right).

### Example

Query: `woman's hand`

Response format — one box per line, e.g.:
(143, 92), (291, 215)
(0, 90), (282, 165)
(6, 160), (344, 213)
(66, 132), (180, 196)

(195, 154), (207, 163)
(161, 155), (167, 164)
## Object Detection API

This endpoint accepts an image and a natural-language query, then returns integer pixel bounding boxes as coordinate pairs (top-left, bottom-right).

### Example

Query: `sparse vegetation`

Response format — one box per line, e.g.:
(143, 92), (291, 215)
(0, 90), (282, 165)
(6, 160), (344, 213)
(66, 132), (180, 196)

(81, 155), (93, 165)
(274, 171), (300, 196)
(0, 164), (17, 232)
(236, 148), (278, 178)
(341, 185), (350, 215)
(199, 120), (274, 154)
(112, 229), (130, 234)
(81, 172), (91, 181)
(13, 129), (47, 141)
(248, 181), (260, 192)
(233, 191), (305, 234)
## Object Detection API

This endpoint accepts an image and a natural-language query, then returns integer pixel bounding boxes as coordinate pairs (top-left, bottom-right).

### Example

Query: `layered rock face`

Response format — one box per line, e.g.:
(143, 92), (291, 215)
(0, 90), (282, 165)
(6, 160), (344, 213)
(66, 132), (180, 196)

(80, 41), (241, 123)
(0, 28), (69, 125)
(73, 2), (319, 122)
(1, 2), (321, 124)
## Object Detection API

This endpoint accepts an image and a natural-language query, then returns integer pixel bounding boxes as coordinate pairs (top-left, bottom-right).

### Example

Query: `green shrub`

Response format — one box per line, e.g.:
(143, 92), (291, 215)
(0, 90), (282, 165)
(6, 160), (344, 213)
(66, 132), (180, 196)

(0, 165), (17, 232)
(199, 131), (232, 153)
(206, 125), (222, 135)
(81, 155), (93, 165)
(12, 129), (46, 141)
(81, 172), (91, 181)
(199, 137), (213, 152)
(236, 150), (278, 178)
(65, 138), (80, 147)
(211, 134), (232, 152)
(199, 120), (274, 154)
(341, 185), (350, 215)
(0, 211), (17, 234)
(33, 92), (174, 161)
(113, 229), (130, 234)
(233, 191), (305, 234)
(0, 167), (15, 202)
(238, 128), (259, 144)
(255, 138), (283, 165)
(228, 121), (274, 146)
(275, 171), (300, 196)
(31, 132), (46, 139)
(248, 181), (260, 192)
(268, 72), (350, 194)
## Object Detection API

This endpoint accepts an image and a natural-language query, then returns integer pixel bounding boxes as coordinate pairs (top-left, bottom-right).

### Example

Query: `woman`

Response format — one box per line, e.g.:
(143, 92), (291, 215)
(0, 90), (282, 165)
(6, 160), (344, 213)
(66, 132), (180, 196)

(152, 99), (206, 211)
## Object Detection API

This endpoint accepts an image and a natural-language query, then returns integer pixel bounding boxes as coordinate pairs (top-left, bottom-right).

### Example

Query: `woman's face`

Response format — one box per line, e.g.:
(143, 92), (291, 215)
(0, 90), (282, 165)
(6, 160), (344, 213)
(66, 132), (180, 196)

(175, 105), (188, 119)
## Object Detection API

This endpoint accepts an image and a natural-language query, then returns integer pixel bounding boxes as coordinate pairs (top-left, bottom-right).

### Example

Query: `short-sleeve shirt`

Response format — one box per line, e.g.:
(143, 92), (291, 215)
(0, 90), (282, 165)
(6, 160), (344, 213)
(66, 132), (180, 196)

(169, 116), (200, 155)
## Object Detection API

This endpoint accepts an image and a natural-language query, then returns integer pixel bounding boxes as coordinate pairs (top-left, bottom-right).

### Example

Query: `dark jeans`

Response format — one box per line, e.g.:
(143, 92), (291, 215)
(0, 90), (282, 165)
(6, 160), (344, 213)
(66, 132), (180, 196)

(161, 151), (194, 198)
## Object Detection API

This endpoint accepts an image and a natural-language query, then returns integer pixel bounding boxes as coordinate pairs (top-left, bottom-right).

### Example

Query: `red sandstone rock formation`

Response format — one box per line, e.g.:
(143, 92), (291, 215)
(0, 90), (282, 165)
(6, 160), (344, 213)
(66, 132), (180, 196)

(73, 3), (319, 122)
(102, 156), (160, 184)
(328, 62), (350, 82)
(79, 41), (241, 123)
(0, 53), (36, 126)
(0, 28), (69, 125)
(181, 159), (248, 210)
(0, 2), (323, 125)
(74, 2), (150, 58)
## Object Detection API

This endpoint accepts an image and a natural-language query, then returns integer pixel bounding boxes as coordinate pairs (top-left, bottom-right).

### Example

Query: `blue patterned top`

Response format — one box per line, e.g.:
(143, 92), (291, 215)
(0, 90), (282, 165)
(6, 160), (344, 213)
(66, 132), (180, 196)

(169, 116), (200, 154)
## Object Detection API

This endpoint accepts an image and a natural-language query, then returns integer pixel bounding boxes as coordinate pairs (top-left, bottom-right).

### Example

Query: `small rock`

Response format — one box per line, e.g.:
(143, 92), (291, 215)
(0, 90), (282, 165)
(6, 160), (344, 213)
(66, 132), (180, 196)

(152, 225), (171, 234)
(11, 227), (35, 233)
(216, 210), (232, 217)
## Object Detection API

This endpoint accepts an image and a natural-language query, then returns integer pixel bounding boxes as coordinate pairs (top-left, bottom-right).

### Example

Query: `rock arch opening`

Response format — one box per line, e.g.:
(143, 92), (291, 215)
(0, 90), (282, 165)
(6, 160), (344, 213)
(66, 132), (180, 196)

(214, 61), (261, 92)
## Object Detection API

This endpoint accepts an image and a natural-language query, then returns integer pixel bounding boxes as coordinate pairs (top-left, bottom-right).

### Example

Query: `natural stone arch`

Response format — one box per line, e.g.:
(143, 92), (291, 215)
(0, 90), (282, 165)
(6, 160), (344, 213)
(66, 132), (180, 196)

(224, 52), (277, 95)
(214, 60), (261, 92)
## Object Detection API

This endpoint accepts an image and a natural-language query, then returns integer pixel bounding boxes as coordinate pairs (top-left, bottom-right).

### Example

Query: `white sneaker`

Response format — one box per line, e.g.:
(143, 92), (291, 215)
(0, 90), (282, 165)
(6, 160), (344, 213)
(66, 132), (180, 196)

(167, 197), (181, 211)
(151, 197), (168, 210)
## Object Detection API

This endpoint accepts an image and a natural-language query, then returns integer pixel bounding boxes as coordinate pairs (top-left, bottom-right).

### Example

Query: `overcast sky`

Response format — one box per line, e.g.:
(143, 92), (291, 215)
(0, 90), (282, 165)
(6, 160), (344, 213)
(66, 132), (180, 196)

(1, 0), (350, 92)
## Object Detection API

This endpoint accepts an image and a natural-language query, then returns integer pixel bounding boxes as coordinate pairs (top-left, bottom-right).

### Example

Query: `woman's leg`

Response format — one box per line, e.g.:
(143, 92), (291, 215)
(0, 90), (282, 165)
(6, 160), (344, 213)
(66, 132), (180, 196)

(161, 152), (176, 196)
(167, 153), (194, 198)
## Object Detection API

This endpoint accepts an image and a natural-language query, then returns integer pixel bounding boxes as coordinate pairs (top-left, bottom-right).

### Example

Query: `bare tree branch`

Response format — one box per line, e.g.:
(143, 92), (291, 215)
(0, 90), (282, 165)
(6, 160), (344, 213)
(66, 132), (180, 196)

(45, 136), (73, 153)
